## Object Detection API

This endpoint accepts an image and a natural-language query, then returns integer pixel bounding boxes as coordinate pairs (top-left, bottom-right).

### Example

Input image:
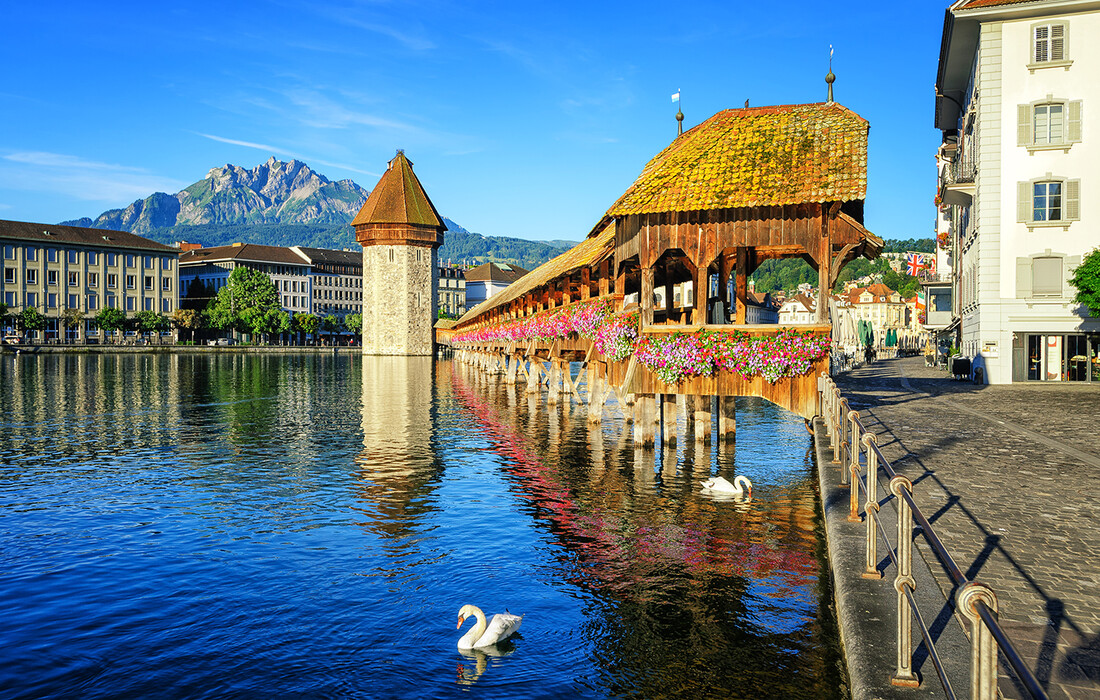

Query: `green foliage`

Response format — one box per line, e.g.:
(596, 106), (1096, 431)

(249, 308), (290, 340)
(61, 308), (84, 330)
(182, 276), (217, 311)
(133, 310), (167, 334)
(1070, 247), (1100, 317)
(881, 238), (935, 254)
(320, 314), (341, 334)
(343, 313), (362, 334)
(17, 307), (46, 333)
(751, 259), (818, 294)
(207, 267), (281, 333)
(293, 313), (319, 336)
(94, 307), (126, 341)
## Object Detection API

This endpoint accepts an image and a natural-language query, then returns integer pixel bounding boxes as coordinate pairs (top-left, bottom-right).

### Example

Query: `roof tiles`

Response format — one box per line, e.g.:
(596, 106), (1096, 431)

(352, 151), (445, 229)
(607, 102), (868, 217)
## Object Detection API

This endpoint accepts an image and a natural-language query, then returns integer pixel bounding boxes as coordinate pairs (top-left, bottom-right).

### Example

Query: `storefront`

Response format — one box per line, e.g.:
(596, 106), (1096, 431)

(1013, 333), (1100, 382)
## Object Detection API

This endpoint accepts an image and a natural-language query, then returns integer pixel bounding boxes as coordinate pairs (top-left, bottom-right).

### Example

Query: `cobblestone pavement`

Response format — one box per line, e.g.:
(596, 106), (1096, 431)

(834, 356), (1100, 700)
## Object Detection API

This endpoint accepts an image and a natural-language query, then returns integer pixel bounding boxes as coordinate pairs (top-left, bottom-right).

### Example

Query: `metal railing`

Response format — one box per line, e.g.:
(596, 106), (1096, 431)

(817, 373), (1049, 700)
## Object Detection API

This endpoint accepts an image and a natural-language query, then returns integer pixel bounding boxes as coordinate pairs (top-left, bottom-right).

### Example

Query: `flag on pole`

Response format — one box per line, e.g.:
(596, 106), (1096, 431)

(916, 290), (926, 312)
(905, 252), (926, 276)
(671, 91), (680, 103)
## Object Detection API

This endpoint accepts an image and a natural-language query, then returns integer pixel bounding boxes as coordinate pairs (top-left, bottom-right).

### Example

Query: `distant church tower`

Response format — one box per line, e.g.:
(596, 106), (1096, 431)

(353, 151), (446, 355)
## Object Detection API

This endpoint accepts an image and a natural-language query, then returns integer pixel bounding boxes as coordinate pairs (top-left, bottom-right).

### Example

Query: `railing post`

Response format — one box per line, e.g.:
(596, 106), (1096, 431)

(957, 582), (1000, 700)
(861, 433), (883, 579)
(832, 391), (844, 464)
(890, 475), (920, 687)
(848, 414), (861, 520)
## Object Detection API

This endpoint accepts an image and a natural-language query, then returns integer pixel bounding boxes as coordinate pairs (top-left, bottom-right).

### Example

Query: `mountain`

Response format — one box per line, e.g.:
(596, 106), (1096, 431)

(64, 157), (367, 235)
(62, 158), (572, 269)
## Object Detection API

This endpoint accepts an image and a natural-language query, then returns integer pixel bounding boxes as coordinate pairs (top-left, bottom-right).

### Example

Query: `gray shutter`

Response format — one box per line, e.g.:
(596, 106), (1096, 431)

(1018, 104), (1032, 146)
(1017, 181), (1032, 222)
(1065, 255), (1082, 298)
(1067, 101), (1082, 142)
(1051, 24), (1065, 61)
(1016, 258), (1033, 298)
(1066, 179), (1080, 220)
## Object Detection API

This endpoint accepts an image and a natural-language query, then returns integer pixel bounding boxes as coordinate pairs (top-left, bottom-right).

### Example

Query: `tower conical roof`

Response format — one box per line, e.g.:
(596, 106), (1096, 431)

(352, 151), (445, 229)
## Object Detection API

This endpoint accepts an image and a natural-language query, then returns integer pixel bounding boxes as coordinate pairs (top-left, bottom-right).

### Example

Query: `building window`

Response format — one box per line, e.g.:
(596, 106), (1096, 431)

(1032, 257), (1062, 296)
(107, 273), (117, 288)
(25, 247), (37, 262)
(4, 268), (15, 284)
(68, 271), (79, 286)
(144, 276), (154, 291)
(1033, 23), (1066, 64)
(1018, 178), (1080, 225)
(46, 248), (58, 263)
(67, 294), (78, 309)
(3, 292), (14, 306)
(88, 272), (99, 287)
(126, 296), (136, 311)
(87, 252), (98, 265)
(87, 294), (98, 311)
(26, 269), (37, 285)
(126, 255), (135, 268)
(107, 294), (116, 309)
(162, 299), (172, 313)
(107, 253), (117, 266)
(162, 257), (173, 270)
(67, 250), (79, 264)
(162, 277), (171, 291)
(126, 275), (136, 290)
(144, 256), (153, 269)
(1018, 100), (1081, 150)
(26, 292), (37, 307)
(3, 245), (14, 260)
(47, 293), (57, 309)
(144, 297), (153, 311)
(47, 270), (57, 286)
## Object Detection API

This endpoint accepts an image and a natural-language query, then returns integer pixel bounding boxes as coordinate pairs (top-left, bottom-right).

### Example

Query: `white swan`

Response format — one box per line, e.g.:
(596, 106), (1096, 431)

(700, 474), (752, 496)
(456, 604), (523, 649)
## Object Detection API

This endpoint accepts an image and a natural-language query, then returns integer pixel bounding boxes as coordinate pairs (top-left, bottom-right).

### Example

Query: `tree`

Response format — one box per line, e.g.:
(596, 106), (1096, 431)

(207, 267), (281, 337)
(17, 307), (46, 340)
(95, 307), (127, 344)
(134, 310), (167, 342)
(250, 308), (290, 344)
(0, 302), (9, 334)
(1070, 248), (1100, 318)
(320, 314), (340, 344)
(344, 312), (362, 336)
(182, 276), (216, 311)
(293, 313), (319, 345)
(62, 308), (84, 342)
(171, 308), (203, 344)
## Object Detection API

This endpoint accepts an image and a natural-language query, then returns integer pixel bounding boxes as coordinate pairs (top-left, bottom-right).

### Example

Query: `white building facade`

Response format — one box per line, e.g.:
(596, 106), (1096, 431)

(936, 0), (1100, 383)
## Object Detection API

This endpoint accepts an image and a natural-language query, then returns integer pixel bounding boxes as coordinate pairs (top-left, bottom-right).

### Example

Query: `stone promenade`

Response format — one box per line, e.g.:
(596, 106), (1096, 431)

(834, 356), (1100, 700)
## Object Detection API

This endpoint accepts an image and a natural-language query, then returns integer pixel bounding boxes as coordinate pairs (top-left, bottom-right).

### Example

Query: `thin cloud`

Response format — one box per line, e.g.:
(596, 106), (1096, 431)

(0, 151), (189, 204)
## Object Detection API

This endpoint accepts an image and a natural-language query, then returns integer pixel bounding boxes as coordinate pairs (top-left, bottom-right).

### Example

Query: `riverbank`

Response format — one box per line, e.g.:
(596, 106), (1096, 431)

(818, 356), (1100, 700)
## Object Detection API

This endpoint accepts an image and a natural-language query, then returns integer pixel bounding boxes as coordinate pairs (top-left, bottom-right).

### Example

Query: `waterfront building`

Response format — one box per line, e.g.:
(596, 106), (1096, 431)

(354, 151), (446, 356)
(464, 262), (529, 306)
(0, 219), (179, 342)
(178, 243), (315, 317)
(438, 264), (466, 318)
(777, 293), (818, 325)
(294, 246), (363, 320)
(936, 0), (1100, 383)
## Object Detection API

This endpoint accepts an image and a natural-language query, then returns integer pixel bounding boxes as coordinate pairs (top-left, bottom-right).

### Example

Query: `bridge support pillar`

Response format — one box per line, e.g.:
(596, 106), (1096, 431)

(526, 359), (541, 394)
(694, 396), (712, 443)
(718, 396), (737, 442)
(661, 394), (678, 448)
(547, 361), (561, 405)
(634, 394), (656, 448)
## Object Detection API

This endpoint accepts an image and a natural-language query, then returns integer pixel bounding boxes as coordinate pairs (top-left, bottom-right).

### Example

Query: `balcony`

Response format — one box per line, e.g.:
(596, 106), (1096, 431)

(940, 154), (976, 205)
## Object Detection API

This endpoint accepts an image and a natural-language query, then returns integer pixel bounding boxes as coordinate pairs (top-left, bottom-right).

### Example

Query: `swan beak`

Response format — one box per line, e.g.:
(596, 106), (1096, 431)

(456, 615), (465, 629)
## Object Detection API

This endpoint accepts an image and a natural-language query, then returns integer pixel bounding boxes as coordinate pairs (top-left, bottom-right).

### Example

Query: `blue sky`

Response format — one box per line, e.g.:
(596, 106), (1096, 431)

(0, 1), (944, 243)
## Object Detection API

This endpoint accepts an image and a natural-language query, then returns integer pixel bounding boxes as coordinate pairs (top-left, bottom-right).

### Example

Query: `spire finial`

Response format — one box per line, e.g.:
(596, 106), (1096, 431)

(826, 45), (836, 103)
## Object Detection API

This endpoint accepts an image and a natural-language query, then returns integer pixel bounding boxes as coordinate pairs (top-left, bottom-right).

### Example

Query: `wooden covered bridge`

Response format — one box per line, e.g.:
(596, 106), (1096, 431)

(442, 100), (882, 443)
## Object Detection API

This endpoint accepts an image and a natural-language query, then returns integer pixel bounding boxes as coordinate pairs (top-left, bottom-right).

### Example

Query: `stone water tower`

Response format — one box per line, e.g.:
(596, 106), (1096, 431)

(353, 151), (446, 355)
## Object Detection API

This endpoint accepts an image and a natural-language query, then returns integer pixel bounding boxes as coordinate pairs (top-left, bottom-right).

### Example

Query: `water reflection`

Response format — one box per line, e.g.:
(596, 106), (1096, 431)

(448, 360), (839, 699)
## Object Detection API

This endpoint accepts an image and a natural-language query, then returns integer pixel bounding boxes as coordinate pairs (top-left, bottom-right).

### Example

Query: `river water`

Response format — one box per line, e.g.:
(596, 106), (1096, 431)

(0, 353), (843, 699)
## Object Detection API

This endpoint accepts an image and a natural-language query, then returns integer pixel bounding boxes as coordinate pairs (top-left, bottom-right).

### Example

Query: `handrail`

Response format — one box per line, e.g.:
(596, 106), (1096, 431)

(817, 372), (1049, 700)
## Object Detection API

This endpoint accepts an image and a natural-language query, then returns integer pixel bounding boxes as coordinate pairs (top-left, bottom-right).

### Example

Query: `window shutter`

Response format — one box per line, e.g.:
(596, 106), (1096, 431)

(1051, 24), (1065, 61)
(1034, 25), (1048, 62)
(1018, 105), (1032, 145)
(1067, 101), (1082, 142)
(1016, 258), (1033, 298)
(1065, 179), (1080, 220)
(1017, 181), (1032, 222)
(1065, 255), (1082, 298)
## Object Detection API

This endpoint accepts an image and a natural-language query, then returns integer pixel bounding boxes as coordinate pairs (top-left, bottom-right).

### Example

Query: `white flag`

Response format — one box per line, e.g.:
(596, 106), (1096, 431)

(671, 91), (680, 103)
